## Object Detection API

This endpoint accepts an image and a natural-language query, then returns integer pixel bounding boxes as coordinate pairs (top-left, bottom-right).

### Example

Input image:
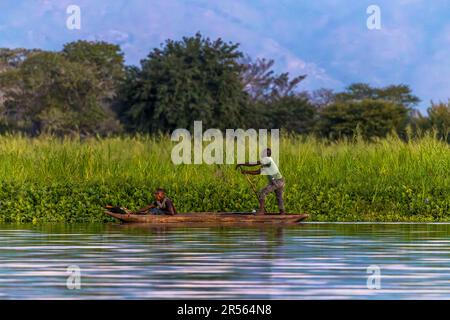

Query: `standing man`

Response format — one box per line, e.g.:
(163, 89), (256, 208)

(237, 148), (285, 215)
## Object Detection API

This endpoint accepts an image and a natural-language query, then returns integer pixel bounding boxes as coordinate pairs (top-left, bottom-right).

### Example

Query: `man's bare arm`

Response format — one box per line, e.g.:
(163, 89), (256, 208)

(236, 161), (261, 168)
(137, 204), (155, 213)
(241, 169), (261, 175)
(166, 201), (176, 215)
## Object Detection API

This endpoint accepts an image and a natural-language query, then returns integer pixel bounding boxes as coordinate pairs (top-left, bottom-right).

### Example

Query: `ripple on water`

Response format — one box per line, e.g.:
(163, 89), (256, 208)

(1, 223), (450, 299)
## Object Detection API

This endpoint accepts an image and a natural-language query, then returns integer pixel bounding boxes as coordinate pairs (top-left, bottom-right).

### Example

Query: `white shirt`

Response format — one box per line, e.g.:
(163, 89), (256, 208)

(260, 156), (282, 180)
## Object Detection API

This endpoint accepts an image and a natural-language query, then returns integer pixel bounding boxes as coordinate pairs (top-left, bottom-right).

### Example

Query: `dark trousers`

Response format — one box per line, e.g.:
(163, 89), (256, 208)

(150, 208), (166, 215)
(259, 178), (285, 212)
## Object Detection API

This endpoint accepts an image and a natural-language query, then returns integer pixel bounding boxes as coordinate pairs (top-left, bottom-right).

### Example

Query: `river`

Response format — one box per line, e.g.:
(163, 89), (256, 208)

(1, 223), (450, 299)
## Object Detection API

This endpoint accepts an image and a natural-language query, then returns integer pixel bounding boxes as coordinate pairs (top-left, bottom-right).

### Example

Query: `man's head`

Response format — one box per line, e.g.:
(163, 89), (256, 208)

(154, 188), (166, 201)
(261, 148), (272, 158)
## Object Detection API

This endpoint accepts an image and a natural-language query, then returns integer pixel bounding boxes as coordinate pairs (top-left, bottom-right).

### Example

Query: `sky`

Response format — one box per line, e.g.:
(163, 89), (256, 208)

(0, 0), (449, 112)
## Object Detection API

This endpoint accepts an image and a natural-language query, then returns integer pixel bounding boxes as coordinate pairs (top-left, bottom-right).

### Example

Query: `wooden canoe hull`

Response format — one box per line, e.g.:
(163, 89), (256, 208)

(105, 211), (309, 225)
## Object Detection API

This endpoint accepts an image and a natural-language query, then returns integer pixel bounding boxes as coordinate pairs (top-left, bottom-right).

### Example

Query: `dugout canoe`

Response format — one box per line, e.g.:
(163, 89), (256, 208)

(105, 211), (309, 225)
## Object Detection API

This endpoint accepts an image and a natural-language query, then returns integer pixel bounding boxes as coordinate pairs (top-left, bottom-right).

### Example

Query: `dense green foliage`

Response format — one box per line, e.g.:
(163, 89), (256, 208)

(334, 83), (420, 108)
(1, 35), (449, 224)
(317, 99), (409, 140)
(118, 33), (250, 132)
(0, 41), (124, 135)
(1, 34), (448, 140)
(426, 101), (450, 142)
(1, 134), (450, 223)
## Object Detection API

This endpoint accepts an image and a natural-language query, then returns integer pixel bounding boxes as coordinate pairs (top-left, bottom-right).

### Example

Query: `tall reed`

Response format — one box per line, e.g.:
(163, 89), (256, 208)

(0, 133), (449, 223)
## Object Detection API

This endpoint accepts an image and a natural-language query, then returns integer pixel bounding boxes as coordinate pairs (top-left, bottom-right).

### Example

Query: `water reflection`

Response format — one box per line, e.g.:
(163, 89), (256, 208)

(0, 223), (450, 299)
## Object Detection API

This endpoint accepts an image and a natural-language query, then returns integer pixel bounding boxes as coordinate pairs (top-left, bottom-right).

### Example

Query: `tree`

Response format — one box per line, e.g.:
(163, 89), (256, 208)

(264, 95), (316, 133)
(0, 51), (121, 136)
(239, 56), (311, 131)
(62, 41), (125, 99)
(309, 88), (335, 109)
(316, 99), (409, 140)
(316, 83), (420, 140)
(0, 48), (41, 132)
(427, 101), (450, 141)
(240, 55), (306, 102)
(119, 33), (250, 133)
(335, 83), (420, 109)
(0, 48), (40, 73)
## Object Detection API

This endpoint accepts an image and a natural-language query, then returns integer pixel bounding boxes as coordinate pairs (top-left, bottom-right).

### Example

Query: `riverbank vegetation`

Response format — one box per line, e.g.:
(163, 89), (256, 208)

(2, 33), (450, 223)
(0, 134), (450, 223)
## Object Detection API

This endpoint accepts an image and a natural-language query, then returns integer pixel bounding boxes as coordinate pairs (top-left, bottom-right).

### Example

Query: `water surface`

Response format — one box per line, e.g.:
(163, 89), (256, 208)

(1, 223), (450, 299)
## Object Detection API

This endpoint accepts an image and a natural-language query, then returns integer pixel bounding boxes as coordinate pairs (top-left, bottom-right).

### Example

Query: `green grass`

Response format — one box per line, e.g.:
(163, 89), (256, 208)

(0, 133), (450, 223)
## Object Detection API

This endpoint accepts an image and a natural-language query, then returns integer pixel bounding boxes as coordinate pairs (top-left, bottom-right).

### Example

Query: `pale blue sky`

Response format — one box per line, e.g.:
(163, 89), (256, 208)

(1, 0), (449, 111)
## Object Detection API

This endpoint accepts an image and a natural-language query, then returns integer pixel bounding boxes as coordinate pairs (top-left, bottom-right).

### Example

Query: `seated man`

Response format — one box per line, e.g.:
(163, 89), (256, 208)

(137, 188), (177, 215)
